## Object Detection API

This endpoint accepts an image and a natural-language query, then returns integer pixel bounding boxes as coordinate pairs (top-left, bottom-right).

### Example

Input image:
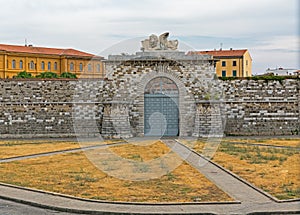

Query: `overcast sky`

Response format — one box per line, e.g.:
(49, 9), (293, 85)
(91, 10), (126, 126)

(0, 0), (299, 74)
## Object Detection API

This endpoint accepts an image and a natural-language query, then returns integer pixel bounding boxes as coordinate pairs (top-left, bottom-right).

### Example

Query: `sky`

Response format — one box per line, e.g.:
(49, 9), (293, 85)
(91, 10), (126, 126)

(0, 0), (299, 74)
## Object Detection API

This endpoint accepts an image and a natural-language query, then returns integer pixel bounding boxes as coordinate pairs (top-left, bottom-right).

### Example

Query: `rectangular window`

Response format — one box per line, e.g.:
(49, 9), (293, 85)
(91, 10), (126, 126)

(232, 61), (237, 66)
(222, 70), (226, 77)
(246, 60), (248, 66)
(222, 61), (226, 67)
(232, 70), (237, 77)
(19, 60), (23, 69)
(70, 63), (74, 71)
(54, 62), (57, 71)
(30, 61), (35, 70)
(12, 60), (16, 69)
(48, 62), (51, 71)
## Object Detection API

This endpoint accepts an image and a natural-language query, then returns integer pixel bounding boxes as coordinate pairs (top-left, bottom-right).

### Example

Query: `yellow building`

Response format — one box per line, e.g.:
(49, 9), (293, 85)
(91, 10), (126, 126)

(190, 49), (252, 77)
(0, 44), (104, 79)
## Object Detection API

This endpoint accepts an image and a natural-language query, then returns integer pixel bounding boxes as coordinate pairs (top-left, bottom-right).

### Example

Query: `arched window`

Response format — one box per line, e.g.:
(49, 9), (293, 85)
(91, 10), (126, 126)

(19, 60), (23, 69)
(30, 61), (35, 70)
(48, 62), (51, 71)
(12, 60), (16, 69)
(70, 62), (74, 71)
(88, 63), (92, 72)
(54, 62), (57, 71)
(79, 63), (83, 72)
(96, 64), (100, 72)
(145, 77), (179, 95)
(41, 61), (45, 70)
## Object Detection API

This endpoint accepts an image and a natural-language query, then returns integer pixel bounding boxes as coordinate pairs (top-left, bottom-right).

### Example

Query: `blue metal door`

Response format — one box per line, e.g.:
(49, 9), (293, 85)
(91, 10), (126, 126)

(144, 77), (179, 136)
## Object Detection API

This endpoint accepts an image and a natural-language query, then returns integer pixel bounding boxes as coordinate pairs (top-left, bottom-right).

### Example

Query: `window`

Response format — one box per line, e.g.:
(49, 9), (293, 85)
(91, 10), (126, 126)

(222, 70), (226, 77)
(232, 70), (237, 77)
(232, 61), (237, 66)
(96, 64), (100, 72)
(88, 63), (92, 72)
(221, 61), (226, 67)
(19, 60), (23, 69)
(54, 62), (57, 71)
(79, 63), (83, 72)
(246, 60), (248, 66)
(41, 61), (45, 70)
(70, 63), (74, 71)
(30, 61), (35, 70)
(48, 62), (51, 71)
(12, 60), (16, 69)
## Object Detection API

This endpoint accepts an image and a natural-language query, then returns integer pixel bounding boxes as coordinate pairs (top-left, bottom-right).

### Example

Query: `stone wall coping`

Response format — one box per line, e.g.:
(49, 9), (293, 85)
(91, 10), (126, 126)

(0, 78), (106, 81)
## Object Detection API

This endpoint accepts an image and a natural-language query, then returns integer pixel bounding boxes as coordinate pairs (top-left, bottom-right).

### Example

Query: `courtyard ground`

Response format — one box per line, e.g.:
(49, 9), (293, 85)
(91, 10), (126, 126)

(0, 140), (232, 203)
(0, 137), (299, 202)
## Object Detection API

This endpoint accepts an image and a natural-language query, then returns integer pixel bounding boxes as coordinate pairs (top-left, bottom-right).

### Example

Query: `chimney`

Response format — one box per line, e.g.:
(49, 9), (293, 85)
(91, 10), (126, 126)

(28, 44), (33, 47)
(230, 48), (233, 50)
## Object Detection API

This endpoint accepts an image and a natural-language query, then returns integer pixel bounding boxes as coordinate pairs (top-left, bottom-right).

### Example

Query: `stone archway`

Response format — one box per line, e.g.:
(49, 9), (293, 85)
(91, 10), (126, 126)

(144, 77), (179, 136)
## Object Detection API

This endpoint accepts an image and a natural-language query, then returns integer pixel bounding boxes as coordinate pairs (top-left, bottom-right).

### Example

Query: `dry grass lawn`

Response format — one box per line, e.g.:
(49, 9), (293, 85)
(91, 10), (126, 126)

(0, 139), (121, 159)
(213, 142), (300, 200)
(0, 140), (233, 203)
(182, 138), (300, 200)
(222, 138), (300, 148)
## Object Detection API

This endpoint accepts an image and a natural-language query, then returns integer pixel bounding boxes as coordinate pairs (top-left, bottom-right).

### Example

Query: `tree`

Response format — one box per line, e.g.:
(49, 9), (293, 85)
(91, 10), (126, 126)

(60, 72), (77, 79)
(14, 71), (32, 78)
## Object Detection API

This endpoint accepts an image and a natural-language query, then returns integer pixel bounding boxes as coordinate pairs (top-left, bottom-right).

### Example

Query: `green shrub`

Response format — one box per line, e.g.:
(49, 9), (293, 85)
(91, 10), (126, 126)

(219, 75), (299, 82)
(218, 77), (238, 81)
(60, 72), (77, 79)
(36, 72), (59, 78)
(14, 71), (32, 78)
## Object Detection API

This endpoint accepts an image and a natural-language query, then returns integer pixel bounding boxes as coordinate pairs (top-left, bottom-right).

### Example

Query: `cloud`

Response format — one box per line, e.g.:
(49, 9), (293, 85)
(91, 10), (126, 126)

(254, 36), (299, 53)
(0, 0), (298, 74)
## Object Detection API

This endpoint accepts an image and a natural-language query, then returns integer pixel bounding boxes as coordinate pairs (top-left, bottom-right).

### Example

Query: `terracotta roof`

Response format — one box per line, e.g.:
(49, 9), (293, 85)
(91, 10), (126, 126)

(0, 44), (102, 58)
(188, 49), (248, 57)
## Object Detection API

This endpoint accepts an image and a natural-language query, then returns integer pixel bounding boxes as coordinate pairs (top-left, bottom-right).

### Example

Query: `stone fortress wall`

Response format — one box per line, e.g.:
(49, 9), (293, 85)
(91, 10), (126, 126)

(1, 32), (298, 139)
(0, 77), (298, 138)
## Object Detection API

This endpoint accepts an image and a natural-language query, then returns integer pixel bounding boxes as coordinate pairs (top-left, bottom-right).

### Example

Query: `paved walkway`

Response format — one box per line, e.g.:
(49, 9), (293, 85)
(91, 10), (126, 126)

(0, 139), (299, 214)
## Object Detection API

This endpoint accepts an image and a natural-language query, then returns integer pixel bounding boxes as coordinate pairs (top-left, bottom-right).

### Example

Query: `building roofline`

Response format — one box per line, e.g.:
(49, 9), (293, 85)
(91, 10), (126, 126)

(0, 44), (103, 59)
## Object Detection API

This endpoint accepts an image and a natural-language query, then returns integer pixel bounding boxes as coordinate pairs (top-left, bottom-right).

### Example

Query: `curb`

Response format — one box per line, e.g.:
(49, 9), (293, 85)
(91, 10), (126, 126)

(174, 140), (300, 203)
(0, 182), (240, 206)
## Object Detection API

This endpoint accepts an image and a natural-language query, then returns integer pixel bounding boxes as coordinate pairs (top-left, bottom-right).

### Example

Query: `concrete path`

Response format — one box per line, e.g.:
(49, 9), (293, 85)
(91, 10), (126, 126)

(0, 139), (299, 214)
(0, 198), (76, 215)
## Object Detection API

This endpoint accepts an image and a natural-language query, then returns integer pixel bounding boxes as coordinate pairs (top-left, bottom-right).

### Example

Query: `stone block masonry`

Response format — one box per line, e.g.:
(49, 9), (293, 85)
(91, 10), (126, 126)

(0, 77), (299, 138)
(221, 79), (299, 136)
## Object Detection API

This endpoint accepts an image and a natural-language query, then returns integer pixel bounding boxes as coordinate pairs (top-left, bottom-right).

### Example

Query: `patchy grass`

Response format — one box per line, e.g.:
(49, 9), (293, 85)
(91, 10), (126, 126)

(0, 140), (80, 159)
(212, 142), (300, 200)
(182, 138), (300, 200)
(0, 141), (233, 203)
(0, 139), (121, 159)
(222, 138), (300, 148)
(110, 140), (171, 161)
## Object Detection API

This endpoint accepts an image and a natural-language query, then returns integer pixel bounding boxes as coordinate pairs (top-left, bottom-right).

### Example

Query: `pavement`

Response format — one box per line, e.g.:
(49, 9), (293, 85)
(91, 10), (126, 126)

(0, 198), (76, 215)
(0, 139), (299, 215)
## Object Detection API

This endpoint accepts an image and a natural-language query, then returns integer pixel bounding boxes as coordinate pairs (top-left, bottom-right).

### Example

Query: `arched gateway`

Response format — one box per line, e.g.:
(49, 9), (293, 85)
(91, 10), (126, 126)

(144, 77), (179, 136)
(103, 32), (217, 138)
